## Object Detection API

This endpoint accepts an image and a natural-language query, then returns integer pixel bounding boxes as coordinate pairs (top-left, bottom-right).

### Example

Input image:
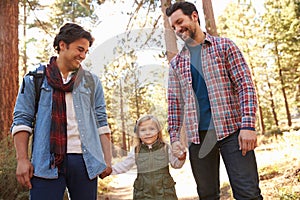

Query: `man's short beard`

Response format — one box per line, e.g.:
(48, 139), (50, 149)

(184, 37), (194, 44)
(181, 30), (195, 44)
(183, 31), (196, 45)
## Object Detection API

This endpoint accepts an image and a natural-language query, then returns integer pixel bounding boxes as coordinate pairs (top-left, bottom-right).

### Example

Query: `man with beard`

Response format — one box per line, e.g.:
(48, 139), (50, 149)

(11, 23), (112, 200)
(166, 2), (263, 200)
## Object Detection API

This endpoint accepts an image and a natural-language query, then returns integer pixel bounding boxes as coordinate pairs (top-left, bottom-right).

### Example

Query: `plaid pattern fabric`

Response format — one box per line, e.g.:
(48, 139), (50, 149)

(168, 34), (257, 144)
(46, 56), (81, 169)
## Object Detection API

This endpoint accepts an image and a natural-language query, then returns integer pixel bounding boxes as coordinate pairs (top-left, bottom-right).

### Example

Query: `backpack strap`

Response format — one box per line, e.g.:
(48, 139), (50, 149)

(27, 64), (46, 115)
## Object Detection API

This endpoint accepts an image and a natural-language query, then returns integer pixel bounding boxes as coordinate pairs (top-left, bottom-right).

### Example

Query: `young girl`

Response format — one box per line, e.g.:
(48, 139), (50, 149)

(112, 114), (186, 200)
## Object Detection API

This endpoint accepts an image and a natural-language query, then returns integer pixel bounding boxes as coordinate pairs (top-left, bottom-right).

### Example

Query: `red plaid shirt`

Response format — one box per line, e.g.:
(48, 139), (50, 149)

(168, 33), (257, 144)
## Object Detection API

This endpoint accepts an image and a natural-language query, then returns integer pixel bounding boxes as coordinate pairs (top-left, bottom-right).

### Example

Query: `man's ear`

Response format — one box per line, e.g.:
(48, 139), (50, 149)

(59, 40), (67, 51)
(191, 11), (199, 22)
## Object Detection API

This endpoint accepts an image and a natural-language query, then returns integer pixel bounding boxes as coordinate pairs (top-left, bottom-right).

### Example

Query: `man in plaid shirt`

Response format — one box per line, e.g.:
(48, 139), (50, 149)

(166, 2), (263, 199)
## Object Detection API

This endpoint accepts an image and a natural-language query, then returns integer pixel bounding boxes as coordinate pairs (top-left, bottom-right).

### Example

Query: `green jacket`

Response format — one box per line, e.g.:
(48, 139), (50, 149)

(133, 140), (178, 200)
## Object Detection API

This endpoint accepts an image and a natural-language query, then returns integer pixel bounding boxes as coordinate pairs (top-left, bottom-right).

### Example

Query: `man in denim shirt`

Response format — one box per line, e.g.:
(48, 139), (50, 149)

(166, 2), (263, 200)
(11, 23), (112, 200)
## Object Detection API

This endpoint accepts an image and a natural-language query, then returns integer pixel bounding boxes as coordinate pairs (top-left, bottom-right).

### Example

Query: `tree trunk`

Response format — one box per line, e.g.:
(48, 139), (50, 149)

(202, 0), (218, 36)
(267, 79), (279, 128)
(161, 0), (178, 62)
(274, 40), (292, 127)
(119, 80), (127, 156)
(0, 0), (19, 140)
(22, 0), (28, 77)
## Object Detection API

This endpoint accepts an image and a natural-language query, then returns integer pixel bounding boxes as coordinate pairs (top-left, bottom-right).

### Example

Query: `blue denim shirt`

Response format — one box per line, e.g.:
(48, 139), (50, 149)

(11, 68), (109, 179)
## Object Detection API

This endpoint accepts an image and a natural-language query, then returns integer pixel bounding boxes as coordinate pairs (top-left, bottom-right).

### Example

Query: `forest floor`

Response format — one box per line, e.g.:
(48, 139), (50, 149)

(98, 130), (300, 200)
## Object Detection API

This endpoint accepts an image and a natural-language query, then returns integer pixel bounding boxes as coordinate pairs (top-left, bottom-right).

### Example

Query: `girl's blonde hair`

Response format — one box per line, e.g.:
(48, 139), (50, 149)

(134, 114), (163, 150)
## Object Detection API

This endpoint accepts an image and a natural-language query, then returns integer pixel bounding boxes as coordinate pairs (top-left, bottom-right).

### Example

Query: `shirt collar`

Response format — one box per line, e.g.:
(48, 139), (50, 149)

(182, 32), (213, 52)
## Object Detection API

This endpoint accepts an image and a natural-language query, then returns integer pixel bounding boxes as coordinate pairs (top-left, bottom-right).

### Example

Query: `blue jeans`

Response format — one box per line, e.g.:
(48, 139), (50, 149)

(189, 130), (263, 200)
(30, 154), (97, 200)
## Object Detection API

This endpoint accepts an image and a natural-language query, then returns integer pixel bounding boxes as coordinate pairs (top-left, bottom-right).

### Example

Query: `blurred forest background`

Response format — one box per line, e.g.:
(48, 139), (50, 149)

(0, 0), (299, 199)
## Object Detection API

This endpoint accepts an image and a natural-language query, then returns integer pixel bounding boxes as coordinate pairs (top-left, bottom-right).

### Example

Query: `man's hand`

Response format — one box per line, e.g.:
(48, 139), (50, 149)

(238, 129), (258, 156)
(13, 131), (33, 189)
(172, 141), (186, 160)
(99, 166), (112, 179)
(16, 158), (34, 189)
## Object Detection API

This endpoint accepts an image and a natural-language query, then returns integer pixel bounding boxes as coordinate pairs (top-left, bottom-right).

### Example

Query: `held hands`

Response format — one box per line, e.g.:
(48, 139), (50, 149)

(16, 158), (34, 189)
(99, 166), (112, 179)
(238, 129), (258, 156)
(172, 141), (187, 161)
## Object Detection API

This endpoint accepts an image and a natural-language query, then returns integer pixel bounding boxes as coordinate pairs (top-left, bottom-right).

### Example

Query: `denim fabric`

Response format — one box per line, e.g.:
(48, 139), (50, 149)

(12, 69), (107, 179)
(30, 154), (97, 200)
(189, 130), (263, 200)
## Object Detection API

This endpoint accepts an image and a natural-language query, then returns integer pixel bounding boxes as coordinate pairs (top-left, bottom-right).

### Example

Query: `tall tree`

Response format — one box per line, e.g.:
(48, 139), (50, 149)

(262, 0), (300, 127)
(49, 0), (98, 30)
(19, 0), (41, 75)
(23, 0), (98, 65)
(0, 0), (19, 139)
(202, 0), (218, 36)
(161, 0), (178, 61)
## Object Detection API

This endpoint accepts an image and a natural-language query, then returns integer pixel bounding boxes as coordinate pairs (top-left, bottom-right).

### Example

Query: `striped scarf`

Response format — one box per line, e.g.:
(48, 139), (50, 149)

(46, 56), (81, 170)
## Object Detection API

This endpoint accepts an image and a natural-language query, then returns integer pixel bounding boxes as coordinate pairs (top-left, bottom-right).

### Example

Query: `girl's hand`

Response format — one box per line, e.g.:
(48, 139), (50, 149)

(172, 141), (186, 158)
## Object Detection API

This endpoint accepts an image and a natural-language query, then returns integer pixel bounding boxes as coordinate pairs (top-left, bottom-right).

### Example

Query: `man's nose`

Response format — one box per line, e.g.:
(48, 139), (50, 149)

(175, 26), (182, 35)
(80, 51), (86, 59)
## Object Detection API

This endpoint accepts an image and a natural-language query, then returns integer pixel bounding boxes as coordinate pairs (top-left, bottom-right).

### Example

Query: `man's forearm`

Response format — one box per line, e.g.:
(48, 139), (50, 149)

(100, 133), (112, 166)
(13, 131), (30, 160)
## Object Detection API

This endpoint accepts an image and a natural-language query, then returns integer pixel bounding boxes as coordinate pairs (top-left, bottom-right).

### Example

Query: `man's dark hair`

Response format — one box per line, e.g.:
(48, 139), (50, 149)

(53, 23), (94, 53)
(166, 1), (200, 25)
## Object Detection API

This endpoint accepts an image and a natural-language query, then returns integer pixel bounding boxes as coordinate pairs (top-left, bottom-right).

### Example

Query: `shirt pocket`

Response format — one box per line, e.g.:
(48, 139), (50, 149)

(153, 152), (168, 169)
(162, 174), (177, 199)
(136, 154), (150, 172)
(133, 175), (144, 199)
(163, 174), (176, 188)
(39, 85), (52, 106)
(77, 87), (93, 110)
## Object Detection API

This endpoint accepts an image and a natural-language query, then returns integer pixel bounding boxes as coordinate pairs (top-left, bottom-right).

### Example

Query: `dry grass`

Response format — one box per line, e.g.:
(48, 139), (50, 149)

(220, 131), (300, 200)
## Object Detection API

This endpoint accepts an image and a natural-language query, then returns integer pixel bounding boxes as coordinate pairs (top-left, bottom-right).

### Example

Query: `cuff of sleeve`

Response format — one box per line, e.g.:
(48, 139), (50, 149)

(170, 132), (180, 144)
(240, 127), (255, 131)
(241, 116), (256, 130)
(98, 126), (111, 135)
(11, 125), (33, 136)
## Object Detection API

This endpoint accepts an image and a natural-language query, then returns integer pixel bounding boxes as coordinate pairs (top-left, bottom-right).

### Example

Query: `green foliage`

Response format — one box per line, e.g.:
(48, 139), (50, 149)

(49, 0), (98, 30)
(0, 137), (29, 200)
(19, 0), (99, 67)
(218, 0), (300, 132)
